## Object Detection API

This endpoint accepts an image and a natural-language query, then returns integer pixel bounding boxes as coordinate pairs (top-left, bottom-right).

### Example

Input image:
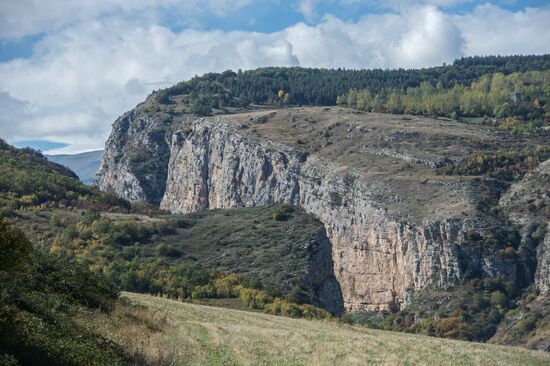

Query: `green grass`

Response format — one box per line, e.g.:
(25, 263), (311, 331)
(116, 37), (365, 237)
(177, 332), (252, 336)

(124, 292), (550, 366)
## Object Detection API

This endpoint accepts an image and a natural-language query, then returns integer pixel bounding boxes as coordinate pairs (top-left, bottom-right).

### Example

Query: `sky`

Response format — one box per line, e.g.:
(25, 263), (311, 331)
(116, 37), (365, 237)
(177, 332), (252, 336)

(0, 0), (549, 154)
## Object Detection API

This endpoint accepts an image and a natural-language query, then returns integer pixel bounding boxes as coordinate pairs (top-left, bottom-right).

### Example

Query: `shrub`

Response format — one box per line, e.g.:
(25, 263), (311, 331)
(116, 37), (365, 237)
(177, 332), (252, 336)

(0, 217), (32, 283)
(520, 317), (538, 332)
(0, 219), (124, 365)
(272, 203), (293, 221)
(491, 291), (507, 308)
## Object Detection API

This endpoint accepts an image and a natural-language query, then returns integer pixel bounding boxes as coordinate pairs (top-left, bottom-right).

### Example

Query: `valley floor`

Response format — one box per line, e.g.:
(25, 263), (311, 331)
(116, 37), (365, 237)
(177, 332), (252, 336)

(123, 292), (550, 366)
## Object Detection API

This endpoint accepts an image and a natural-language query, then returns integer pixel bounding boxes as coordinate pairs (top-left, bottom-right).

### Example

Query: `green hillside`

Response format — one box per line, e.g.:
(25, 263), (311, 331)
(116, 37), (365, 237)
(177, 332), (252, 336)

(0, 139), (128, 213)
(13, 204), (342, 314)
(0, 218), (171, 365)
(124, 292), (550, 366)
(153, 54), (550, 115)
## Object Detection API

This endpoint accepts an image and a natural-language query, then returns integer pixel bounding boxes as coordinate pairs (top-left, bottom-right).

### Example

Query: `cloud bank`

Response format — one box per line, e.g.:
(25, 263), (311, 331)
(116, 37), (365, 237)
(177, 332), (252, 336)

(0, 2), (549, 153)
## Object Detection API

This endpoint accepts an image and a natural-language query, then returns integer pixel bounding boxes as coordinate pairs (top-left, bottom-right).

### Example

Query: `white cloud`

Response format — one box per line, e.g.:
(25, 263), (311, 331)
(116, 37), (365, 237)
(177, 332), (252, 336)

(456, 4), (550, 56)
(285, 6), (463, 69)
(0, 3), (549, 153)
(0, 18), (301, 152)
(0, 0), (254, 40)
(298, 0), (319, 22)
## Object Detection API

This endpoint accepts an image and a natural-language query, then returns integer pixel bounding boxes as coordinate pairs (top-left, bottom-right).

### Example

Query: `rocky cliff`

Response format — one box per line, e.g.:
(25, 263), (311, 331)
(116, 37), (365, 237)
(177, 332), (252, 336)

(97, 105), (547, 312)
(500, 158), (550, 295)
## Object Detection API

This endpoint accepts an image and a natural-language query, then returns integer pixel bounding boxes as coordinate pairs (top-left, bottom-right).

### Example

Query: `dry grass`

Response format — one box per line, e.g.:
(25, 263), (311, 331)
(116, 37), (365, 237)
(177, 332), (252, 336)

(124, 292), (550, 366)
(74, 298), (179, 365)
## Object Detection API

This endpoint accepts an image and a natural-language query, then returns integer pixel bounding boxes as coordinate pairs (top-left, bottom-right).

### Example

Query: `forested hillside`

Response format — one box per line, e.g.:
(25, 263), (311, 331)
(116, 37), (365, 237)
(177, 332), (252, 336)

(154, 54), (550, 115)
(0, 217), (176, 365)
(16, 205), (338, 317)
(0, 139), (128, 213)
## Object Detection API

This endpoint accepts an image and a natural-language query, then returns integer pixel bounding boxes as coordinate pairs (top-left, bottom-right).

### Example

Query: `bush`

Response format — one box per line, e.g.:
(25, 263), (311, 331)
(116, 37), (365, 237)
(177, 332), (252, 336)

(0, 219), (124, 365)
(491, 291), (507, 308)
(189, 99), (212, 116)
(272, 203), (293, 221)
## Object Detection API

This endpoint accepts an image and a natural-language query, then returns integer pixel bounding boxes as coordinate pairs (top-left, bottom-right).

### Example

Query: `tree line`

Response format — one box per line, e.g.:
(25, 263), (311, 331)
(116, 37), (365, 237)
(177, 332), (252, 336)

(337, 70), (549, 128)
(154, 54), (550, 114)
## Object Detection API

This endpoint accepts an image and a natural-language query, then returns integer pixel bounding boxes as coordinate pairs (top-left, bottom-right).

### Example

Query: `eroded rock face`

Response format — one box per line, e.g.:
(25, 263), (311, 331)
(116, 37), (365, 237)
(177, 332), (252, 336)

(156, 118), (514, 311)
(500, 159), (550, 295)
(98, 109), (532, 312)
(537, 231), (550, 294)
(96, 106), (177, 205)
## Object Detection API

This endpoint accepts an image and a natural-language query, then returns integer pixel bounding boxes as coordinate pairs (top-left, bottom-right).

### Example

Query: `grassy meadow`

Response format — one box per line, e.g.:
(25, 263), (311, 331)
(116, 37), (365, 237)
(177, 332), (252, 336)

(123, 292), (550, 366)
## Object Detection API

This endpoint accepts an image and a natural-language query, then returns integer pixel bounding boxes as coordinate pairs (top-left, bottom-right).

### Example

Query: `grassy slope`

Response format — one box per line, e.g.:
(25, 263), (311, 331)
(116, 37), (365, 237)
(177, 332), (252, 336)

(125, 292), (550, 366)
(156, 206), (329, 293)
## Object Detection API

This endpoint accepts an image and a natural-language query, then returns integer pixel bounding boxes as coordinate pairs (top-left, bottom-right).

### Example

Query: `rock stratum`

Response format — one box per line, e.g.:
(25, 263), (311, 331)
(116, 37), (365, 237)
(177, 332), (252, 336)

(97, 100), (549, 313)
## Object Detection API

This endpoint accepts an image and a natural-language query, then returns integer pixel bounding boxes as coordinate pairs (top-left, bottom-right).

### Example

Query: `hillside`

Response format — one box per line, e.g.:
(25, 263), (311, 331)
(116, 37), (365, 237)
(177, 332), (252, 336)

(0, 218), (172, 365)
(12, 204), (343, 314)
(153, 54), (550, 114)
(96, 91), (550, 346)
(46, 150), (103, 184)
(125, 292), (550, 366)
(0, 139), (128, 213)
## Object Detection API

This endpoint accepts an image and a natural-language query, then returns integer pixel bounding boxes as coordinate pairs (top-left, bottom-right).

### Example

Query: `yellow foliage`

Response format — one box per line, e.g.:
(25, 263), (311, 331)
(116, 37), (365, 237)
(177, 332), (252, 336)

(20, 194), (38, 205)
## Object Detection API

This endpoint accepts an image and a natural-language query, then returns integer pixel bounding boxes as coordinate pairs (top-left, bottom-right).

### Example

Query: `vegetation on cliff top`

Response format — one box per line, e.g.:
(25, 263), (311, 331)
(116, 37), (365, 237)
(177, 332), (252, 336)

(338, 70), (549, 133)
(153, 54), (550, 116)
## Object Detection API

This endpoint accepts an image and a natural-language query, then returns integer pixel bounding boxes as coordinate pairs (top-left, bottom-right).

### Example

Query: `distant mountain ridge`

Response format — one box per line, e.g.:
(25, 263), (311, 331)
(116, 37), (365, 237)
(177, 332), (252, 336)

(46, 150), (103, 184)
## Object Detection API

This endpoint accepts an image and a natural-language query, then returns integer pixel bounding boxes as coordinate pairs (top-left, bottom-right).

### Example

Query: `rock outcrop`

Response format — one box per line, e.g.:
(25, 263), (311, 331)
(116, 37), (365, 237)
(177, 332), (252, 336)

(98, 107), (537, 312)
(97, 105), (176, 205)
(500, 158), (550, 295)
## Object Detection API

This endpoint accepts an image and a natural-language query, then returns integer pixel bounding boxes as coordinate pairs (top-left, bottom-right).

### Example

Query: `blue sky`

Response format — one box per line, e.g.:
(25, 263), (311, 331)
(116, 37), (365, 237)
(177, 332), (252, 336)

(0, 0), (549, 153)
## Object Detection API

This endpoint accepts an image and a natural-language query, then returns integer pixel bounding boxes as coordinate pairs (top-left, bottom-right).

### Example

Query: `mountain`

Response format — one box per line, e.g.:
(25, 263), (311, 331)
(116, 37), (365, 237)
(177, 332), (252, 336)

(97, 105), (548, 310)
(96, 65), (550, 348)
(46, 150), (103, 184)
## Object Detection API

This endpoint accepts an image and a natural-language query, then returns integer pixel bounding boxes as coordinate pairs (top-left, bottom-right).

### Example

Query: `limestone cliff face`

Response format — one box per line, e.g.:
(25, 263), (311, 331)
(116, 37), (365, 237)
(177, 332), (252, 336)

(156, 118), (514, 311)
(537, 231), (550, 294)
(96, 105), (177, 205)
(98, 109), (528, 312)
(500, 159), (550, 295)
